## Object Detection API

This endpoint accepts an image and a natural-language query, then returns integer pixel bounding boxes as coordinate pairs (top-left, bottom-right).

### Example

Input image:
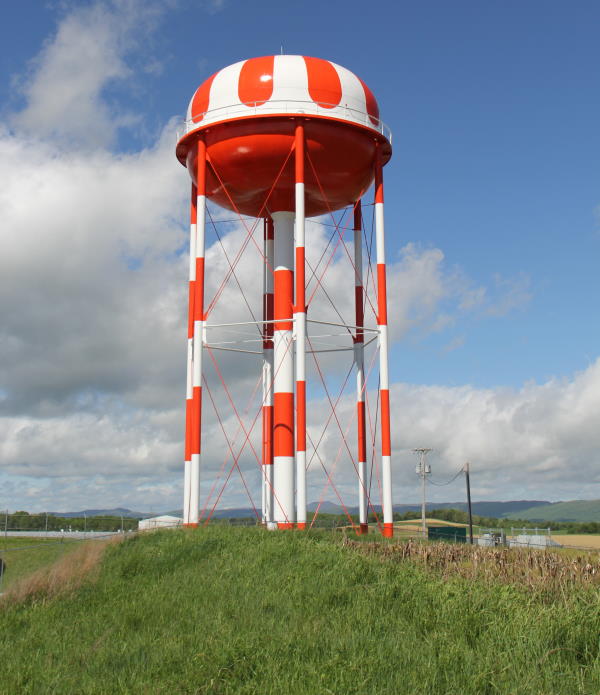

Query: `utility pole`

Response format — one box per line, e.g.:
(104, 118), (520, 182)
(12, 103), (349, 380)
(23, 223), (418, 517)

(413, 449), (432, 538)
(464, 462), (473, 544)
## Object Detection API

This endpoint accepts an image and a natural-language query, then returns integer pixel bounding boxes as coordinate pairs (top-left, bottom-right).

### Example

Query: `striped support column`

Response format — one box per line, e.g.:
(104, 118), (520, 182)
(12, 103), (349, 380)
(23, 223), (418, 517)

(294, 123), (307, 530)
(375, 145), (393, 538)
(353, 201), (368, 535)
(262, 217), (275, 528)
(189, 139), (207, 527)
(183, 184), (197, 526)
(272, 210), (295, 529)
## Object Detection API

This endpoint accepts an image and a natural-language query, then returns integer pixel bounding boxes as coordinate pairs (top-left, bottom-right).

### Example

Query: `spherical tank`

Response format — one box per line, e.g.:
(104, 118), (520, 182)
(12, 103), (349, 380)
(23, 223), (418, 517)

(176, 55), (392, 218)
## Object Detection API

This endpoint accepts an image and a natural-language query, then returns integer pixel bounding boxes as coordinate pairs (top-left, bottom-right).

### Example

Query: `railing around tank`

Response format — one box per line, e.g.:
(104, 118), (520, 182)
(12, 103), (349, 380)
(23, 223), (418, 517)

(176, 100), (392, 144)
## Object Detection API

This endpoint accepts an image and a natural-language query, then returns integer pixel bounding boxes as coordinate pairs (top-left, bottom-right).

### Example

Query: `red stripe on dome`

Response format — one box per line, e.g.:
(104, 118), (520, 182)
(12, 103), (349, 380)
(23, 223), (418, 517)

(238, 56), (274, 107)
(358, 77), (380, 126)
(303, 57), (342, 109)
(191, 72), (217, 123)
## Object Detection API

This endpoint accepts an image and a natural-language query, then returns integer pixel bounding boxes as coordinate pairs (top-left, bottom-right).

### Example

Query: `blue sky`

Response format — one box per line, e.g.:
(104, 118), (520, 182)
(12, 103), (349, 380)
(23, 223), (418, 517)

(1, 0), (599, 511)
(3, 0), (598, 387)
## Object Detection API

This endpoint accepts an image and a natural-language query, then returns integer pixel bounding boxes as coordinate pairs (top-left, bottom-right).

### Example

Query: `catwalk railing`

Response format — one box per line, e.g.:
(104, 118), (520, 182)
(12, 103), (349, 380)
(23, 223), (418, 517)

(178, 100), (393, 143)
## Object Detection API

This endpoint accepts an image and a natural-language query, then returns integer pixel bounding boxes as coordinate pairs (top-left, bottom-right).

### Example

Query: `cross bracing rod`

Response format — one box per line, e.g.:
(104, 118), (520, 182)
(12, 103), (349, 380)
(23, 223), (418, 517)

(306, 318), (380, 333)
(203, 345), (263, 355)
(204, 319), (295, 329)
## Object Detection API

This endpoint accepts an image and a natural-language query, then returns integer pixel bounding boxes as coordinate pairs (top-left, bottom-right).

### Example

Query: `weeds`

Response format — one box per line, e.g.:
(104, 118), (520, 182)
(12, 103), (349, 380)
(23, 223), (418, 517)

(341, 535), (600, 594)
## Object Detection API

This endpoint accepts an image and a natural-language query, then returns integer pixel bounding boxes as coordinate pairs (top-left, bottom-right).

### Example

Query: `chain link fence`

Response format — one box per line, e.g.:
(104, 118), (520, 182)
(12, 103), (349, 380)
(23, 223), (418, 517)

(0, 511), (137, 595)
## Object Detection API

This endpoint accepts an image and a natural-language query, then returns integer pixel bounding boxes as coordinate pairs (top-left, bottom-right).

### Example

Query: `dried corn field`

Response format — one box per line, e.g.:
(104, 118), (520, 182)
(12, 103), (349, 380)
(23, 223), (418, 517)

(341, 536), (600, 593)
(551, 533), (600, 549)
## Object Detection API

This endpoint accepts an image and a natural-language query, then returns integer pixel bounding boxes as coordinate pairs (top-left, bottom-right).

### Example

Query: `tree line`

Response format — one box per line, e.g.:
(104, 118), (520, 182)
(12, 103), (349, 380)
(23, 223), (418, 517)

(395, 508), (600, 534)
(4, 509), (599, 534)
(4, 511), (139, 532)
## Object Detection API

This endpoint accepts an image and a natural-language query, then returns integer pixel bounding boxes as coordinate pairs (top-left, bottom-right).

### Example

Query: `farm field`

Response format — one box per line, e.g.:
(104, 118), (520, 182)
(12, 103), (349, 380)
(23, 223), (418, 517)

(552, 534), (600, 549)
(395, 518), (468, 529)
(393, 522), (600, 551)
(1, 527), (599, 694)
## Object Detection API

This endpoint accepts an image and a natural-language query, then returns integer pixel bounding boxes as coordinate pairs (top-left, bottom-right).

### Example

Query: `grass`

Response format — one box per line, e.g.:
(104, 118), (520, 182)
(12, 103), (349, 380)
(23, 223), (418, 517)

(0, 537), (80, 591)
(1, 537), (119, 604)
(0, 526), (599, 694)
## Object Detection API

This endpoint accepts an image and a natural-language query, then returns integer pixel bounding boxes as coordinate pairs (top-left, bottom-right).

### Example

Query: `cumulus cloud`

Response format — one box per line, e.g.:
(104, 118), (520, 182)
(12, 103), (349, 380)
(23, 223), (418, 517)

(12, 0), (171, 148)
(0, 123), (187, 416)
(298, 357), (600, 507)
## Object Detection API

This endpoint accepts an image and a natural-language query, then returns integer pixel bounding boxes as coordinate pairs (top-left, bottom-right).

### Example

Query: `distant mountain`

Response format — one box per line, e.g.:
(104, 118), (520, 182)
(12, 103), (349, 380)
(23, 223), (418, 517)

(502, 500), (600, 522)
(48, 508), (146, 519)
(52, 499), (600, 523)
(431, 501), (550, 517)
(212, 500), (553, 519)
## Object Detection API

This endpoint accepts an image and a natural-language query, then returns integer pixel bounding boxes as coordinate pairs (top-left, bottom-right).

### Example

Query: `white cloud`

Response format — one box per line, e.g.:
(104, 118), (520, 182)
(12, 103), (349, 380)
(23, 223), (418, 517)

(300, 357), (600, 507)
(0, 122), (187, 417)
(12, 1), (155, 148)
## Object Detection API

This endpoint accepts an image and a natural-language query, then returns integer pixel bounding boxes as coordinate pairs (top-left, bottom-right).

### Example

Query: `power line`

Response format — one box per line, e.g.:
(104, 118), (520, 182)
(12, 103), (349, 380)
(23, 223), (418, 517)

(429, 467), (465, 487)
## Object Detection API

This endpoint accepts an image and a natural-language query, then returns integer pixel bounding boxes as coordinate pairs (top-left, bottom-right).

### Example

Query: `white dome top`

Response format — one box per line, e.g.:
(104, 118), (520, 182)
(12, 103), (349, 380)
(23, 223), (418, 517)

(184, 55), (389, 141)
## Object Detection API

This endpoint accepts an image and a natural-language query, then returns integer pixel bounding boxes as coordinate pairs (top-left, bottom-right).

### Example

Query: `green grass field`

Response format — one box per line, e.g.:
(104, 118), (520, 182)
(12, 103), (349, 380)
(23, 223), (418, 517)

(1, 527), (599, 694)
(0, 537), (79, 591)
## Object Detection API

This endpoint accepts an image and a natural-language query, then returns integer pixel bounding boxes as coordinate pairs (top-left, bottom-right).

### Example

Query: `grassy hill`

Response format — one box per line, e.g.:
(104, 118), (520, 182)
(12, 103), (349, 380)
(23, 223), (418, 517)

(503, 499), (600, 522)
(1, 527), (599, 694)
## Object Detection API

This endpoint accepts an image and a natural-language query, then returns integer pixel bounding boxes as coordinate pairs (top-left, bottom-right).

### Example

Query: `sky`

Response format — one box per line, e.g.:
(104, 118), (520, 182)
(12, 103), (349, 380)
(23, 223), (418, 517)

(1, 0), (599, 513)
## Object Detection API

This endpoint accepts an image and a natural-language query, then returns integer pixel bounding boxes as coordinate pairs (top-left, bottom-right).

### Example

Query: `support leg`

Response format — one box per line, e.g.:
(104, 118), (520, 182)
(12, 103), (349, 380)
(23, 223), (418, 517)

(189, 139), (207, 527)
(183, 184), (197, 526)
(374, 146), (393, 538)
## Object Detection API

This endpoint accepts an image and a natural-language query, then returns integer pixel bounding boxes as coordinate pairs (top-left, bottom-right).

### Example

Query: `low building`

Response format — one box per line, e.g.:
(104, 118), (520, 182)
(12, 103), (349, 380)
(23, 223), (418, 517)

(138, 515), (182, 531)
(509, 534), (562, 549)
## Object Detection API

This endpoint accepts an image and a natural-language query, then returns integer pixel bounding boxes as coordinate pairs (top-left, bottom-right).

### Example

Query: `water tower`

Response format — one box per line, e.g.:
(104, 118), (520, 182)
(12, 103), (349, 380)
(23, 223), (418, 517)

(176, 55), (394, 536)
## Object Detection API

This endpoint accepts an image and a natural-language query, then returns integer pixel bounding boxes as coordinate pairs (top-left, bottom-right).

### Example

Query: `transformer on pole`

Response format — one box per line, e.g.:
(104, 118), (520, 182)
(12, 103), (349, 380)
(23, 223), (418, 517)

(413, 448), (432, 537)
(175, 55), (394, 535)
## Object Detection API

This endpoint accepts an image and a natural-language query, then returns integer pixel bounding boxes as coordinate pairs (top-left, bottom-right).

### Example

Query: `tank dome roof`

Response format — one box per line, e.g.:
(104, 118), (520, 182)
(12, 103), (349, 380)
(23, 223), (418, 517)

(184, 55), (387, 138)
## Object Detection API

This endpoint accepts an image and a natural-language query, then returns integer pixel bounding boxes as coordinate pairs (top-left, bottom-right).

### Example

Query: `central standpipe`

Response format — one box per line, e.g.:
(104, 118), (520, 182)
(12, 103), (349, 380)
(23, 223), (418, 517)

(272, 211), (295, 529)
(262, 218), (274, 528)
(294, 123), (307, 530)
